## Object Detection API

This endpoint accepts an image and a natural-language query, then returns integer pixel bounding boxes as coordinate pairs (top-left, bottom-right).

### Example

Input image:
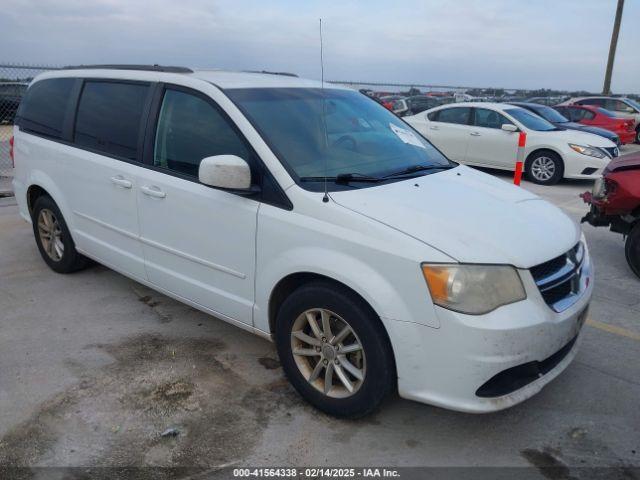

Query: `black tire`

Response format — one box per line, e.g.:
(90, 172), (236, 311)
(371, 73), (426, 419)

(275, 281), (395, 418)
(32, 195), (89, 273)
(625, 223), (640, 280)
(525, 150), (564, 185)
(635, 126), (640, 145)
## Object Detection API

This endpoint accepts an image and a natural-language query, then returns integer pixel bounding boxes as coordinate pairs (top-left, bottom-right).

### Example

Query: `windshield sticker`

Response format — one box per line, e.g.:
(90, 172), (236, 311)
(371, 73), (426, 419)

(389, 123), (425, 148)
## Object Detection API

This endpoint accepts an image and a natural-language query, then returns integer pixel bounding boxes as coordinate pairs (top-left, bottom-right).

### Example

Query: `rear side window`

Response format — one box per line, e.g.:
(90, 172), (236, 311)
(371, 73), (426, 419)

(435, 107), (471, 125)
(17, 78), (75, 139)
(570, 108), (594, 121)
(74, 81), (149, 161)
(577, 98), (604, 107)
(153, 89), (250, 177)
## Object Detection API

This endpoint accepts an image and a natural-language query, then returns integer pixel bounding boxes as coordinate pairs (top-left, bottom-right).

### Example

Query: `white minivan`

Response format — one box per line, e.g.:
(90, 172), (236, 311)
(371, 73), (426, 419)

(12, 65), (592, 417)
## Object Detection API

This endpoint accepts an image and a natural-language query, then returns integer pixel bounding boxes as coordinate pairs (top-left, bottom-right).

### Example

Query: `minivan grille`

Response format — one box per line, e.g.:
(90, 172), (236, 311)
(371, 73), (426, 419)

(530, 243), (586, 312)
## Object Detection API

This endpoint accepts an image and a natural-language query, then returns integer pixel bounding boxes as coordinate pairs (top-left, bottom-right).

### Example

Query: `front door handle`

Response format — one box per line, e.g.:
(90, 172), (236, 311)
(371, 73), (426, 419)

(140, 185), (166, 199)
(429, 125), (439, 130)
(470, 131), (481, 136)
(110, 175), (132, 189)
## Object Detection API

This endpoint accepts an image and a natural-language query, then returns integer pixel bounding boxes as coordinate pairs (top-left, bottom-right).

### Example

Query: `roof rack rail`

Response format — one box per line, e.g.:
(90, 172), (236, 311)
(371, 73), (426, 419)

(62, 64), (193, 73)
(245, 70), (298, 78)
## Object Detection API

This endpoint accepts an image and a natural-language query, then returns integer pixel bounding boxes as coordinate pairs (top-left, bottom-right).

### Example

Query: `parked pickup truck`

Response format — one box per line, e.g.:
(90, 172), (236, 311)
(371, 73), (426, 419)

(581, 152), (640, 278)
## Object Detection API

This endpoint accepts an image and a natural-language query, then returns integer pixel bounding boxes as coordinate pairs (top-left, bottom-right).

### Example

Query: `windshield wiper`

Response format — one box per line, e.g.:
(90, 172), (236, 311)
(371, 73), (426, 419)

(382, 164), (454, 179)
(300, 173), (382, 184)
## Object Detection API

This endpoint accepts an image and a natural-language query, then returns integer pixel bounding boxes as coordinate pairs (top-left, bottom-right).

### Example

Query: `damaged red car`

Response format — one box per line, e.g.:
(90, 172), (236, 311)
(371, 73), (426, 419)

(582, 152), (640, 278)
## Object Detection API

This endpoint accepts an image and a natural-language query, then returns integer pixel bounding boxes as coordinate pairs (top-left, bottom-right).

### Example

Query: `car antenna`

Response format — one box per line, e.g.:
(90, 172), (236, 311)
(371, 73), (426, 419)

(320, 18), (329, 203)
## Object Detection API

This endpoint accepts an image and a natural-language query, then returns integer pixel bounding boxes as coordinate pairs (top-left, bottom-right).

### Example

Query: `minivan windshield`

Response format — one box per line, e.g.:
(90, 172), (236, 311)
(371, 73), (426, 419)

(504, 108), (558, 131)
(226, 88), (453, 190)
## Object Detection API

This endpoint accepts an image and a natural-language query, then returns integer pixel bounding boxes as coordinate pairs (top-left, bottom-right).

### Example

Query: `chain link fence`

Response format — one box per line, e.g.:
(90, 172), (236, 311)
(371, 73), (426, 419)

(0, 64), (60, 193)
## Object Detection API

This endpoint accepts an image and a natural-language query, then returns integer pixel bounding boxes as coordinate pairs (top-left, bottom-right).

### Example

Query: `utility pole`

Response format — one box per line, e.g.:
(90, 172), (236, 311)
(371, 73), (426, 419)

(603, 0), (625, 94)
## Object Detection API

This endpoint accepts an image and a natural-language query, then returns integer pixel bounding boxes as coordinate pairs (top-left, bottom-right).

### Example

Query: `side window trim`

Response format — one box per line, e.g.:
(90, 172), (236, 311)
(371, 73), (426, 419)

(62, 79), (83, 142)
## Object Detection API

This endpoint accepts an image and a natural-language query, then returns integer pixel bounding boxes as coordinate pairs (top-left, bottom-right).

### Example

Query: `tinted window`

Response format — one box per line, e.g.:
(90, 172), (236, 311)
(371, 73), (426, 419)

(17, 78), (75, 139)
(74, 81), (149, 161)
(473, 108), (513, 129)
(154, 89), (250, 177)
(436, 107), (471, 125)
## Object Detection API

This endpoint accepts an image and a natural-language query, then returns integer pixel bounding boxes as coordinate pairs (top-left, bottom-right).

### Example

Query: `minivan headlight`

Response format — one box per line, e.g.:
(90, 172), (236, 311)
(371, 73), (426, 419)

(421, 264), (526, 315)
(569, 144), (605, 159)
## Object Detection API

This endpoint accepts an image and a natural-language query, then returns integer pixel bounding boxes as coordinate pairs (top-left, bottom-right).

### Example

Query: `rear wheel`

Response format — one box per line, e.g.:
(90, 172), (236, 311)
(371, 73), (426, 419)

(275, 281), (395, 418)
(32, 195), (89, 273)
(635, 126), (640, 144)
(625, 223), (640, 279)
(526, 151), (564, 186)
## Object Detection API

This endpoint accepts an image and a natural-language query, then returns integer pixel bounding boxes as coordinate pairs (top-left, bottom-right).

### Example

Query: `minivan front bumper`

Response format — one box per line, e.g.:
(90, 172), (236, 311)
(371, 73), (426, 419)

(387, 251), (593, 413)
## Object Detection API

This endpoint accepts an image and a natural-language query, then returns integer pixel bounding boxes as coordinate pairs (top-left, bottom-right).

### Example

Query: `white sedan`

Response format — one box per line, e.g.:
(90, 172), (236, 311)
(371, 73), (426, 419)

(405, 102), (618, 185)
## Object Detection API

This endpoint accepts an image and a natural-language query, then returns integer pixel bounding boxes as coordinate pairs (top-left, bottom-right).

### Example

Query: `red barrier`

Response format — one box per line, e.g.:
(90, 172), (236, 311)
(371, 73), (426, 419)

(514, 132), (526, 186)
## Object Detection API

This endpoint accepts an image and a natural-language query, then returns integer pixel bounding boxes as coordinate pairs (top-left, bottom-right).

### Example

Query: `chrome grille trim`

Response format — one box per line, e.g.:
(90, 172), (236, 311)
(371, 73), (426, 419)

(531, 242), (589, 312)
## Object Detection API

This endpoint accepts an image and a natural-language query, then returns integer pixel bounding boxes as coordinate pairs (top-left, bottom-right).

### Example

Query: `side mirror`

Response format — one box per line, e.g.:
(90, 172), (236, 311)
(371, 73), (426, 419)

(198, 155), (252, 191)
(501, 124), (518, 132)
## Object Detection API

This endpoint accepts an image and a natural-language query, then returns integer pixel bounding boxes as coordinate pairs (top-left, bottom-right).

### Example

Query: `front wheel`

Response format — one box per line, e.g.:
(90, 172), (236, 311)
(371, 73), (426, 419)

(625, 223), (640, 279)
(275, 282), (395, 418)
(635, 127), (640, 144)
(526, 151), (564, 185)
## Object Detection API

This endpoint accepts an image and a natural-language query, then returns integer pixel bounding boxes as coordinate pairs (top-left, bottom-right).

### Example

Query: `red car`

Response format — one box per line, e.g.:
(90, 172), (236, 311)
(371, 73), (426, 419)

(581, 152), (640, 278)
(555, 105), (636, 144)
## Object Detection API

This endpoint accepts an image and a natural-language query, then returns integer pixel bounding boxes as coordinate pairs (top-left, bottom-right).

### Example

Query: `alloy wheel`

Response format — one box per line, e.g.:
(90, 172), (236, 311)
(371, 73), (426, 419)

(531, 156), (556, 182)
(37, 208), (64, 262)
(290, 308), (366, 398)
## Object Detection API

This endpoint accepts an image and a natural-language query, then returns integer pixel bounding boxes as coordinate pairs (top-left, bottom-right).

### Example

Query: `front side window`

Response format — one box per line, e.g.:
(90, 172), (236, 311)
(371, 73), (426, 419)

(473, 108), (513, 129)
(436, 107), (471, 125)
(17, 78), (75, 139)
(226, 88), (452, 190)
(153, 89), (250, 178)
(74, 81), (149, 160)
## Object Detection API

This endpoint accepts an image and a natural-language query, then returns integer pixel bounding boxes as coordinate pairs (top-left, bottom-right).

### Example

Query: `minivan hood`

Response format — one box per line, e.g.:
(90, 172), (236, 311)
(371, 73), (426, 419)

(330, 166), (580, 268)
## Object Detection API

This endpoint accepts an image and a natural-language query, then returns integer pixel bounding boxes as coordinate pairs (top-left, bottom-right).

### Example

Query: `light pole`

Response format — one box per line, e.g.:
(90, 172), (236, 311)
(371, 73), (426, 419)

(603, 0), (625, 95)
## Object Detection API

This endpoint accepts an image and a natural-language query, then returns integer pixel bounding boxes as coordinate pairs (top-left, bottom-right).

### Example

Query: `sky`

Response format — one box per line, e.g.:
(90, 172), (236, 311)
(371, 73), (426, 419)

(1, 0), (638, 93)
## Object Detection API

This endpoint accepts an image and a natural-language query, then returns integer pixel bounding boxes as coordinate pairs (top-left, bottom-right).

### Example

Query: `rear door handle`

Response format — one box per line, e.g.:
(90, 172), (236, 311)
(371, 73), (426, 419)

(470, 131), (481, 136)
(110, 175), (132, 189)
(429, 125), (439, 130)
(140, 185), (166, 199)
